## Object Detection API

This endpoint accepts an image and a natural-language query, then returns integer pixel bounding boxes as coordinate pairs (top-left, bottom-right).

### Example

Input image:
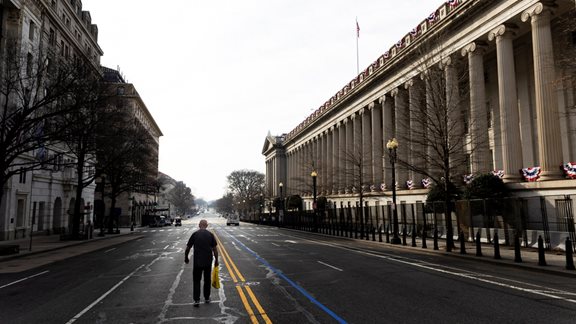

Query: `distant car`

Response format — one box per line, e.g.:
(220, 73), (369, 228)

(149, 215), (166, 227)
(174, 217), (182, 226)
(227, 214), (240, 226)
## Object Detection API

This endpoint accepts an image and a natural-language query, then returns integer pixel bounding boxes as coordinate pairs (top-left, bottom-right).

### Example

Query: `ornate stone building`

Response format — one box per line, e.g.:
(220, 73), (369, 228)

(263, 0), (576, 208)
(0, 0), (103, 240)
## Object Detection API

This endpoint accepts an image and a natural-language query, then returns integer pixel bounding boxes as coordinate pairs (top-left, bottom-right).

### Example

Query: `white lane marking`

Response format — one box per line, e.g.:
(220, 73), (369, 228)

(285, 240), (297, 244)
(271, 243), (280, 247)
(65, 264), (145, 324)
(317, 261), (343, 272)
(104, 248), (116, 253)
(163, 245), (170, 250)
(0, 270), (50, 289)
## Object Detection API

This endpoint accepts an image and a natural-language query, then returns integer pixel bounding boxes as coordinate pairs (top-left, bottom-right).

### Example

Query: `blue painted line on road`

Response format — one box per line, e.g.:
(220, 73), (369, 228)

(227, 234), (347, 324)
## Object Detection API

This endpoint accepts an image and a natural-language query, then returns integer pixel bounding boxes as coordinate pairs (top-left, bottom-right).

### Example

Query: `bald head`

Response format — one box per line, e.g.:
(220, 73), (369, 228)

(199, 219), (208, 229)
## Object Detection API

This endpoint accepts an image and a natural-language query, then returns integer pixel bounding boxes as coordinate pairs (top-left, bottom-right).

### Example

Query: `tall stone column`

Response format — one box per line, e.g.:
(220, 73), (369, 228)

(392, 88), (409, 189)
(318, 134), (324, 193)
(332, 123), (340, 194)
(370, 101), (383, 191)
(522, 2), (564, 180)
(339, 120), (347, 194)
(382, 94), (394, 190)
(421, 71), (438, 180)
(462, 42), (491, 174)
(405, 79), (423, 188)
(441, 56), (468, 182)
(361, 107), (373, 191)
(489, 25), (523, 182)
(326, 128), (333, 195)
(321, 131), (328, 194)
(346, 115), (355, 192)
(353, 112), (362, 193)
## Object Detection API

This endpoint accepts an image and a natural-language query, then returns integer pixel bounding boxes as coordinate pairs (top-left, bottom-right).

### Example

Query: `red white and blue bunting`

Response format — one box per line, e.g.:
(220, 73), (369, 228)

(396, 39), (404, 48)
(422, 178), (432, 188)
(427, 12), (437, 23)
(463, 174), (474, 184)
(522, 167), (541, 182)
(406, 180), (415, 189)
(380, 183), (386, 191)
(446, 0), (459, 7)
(491, 170), (504, 178)
(562, 162), (576, 179)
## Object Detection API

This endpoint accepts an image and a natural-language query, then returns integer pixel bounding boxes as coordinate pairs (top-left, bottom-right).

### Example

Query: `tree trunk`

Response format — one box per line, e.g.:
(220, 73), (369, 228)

(72, 147), (86, 239)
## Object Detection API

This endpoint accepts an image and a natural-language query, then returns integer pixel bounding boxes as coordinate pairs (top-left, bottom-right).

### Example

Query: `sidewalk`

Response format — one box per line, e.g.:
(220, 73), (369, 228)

(351, 231), (576, 278)
(0, 227), (140, 263)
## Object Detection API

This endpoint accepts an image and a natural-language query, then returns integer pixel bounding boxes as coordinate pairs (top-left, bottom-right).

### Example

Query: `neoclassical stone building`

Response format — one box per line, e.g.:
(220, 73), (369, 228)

(263, 0), (576, 208)
(0, 0), (103, 240)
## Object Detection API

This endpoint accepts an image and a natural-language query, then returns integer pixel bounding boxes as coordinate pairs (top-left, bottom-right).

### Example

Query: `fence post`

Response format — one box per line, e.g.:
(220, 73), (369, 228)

(494, 231), (501, 259)
(402, 226), (407, 246)
(386, 223), (390, 243)
(514, 232), (523, 263)
(459, 231), (466, 254)
(538, 235), (547, 266)
(433, 228), (439, 250)
(379, 224), (383, 242)
(410, 222), (416, 247)
(422, 228), (427, 249)
(476, 231), (482, 257)
(566, 237), (575, 270)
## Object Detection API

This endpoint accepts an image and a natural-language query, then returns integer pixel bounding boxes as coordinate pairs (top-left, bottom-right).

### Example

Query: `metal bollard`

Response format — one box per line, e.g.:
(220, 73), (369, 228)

(538, 235), (547, 266)
(411, 223), (417, 247)
(422, 229), (427, 249)
(476, 231), (482, 257)
(379, 225), (383, 242)
(514, 234), (522, 263)
(385, 224), (390, 243)
(494, 231), (501, 260)
(402, 227), (407, 246)
(459, 231), (466, 255)
(566, 237), (575, 270)
(433, 228), (439, 250)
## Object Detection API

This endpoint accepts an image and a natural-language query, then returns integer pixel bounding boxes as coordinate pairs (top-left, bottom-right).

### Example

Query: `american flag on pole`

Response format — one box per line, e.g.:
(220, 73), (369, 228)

(356, 19), (360, 38)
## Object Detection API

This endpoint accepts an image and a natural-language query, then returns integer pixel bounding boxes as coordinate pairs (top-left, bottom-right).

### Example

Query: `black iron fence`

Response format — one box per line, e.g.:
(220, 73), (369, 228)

(244, 195), (576, 252)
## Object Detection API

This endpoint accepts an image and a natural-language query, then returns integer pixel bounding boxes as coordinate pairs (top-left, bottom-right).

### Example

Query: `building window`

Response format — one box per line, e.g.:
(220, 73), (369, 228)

(49, 28), (56, 46)
(26, 53), (33, 76)
(19, 168), (27, 183)
(16, 198), (26, 227)
(29, 21), (36, 41)
(117, 86), (125, 95)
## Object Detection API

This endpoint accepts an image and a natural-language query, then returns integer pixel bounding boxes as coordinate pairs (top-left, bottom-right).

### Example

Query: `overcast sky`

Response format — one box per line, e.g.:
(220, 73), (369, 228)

(82, 0), (443, 201)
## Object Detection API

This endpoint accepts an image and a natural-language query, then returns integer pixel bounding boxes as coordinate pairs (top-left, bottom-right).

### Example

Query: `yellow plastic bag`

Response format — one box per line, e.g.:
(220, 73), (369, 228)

(211, 266), (220, 289)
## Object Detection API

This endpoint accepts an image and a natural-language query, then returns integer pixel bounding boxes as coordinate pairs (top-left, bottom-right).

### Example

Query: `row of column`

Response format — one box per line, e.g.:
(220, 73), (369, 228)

(283, 1), (564, 197)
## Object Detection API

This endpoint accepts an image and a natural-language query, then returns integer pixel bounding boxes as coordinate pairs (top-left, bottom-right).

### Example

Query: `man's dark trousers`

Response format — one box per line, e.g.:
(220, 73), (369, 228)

(193, 265), (212, 301)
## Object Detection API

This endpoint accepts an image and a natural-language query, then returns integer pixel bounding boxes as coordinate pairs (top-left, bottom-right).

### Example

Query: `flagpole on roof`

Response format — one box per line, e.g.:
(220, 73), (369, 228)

(356, 17), (360, 75)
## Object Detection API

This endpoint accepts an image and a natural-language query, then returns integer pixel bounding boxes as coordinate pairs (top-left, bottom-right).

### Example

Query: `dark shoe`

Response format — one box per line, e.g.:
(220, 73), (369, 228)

(193, 300), (200, 307)
(205, 298), (211, 304)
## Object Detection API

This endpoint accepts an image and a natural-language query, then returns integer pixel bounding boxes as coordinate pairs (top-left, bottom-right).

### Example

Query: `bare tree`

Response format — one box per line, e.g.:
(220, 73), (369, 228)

(226, 169), (265, 211)
(96, 108), (158, 233)
(0, 41), (99, 215)
(394, 33), (485, 250)
(167, 181), (195, 216)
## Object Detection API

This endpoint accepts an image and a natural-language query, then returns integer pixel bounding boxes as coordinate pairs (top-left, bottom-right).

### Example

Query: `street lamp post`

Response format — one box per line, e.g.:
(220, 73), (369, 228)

(311, 171), (318, 232)
(95, 174), (107, 237)
(386, 138), (401, 244)
(278, 182), (284, 226)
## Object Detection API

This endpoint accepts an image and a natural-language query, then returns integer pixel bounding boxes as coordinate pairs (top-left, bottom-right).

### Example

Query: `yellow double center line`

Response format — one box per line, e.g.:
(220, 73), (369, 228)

(214, 233), (272, 324)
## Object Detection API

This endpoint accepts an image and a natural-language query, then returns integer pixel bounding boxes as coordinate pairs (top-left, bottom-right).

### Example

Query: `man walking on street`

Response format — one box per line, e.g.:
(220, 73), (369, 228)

(184, 219), (219, 307)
